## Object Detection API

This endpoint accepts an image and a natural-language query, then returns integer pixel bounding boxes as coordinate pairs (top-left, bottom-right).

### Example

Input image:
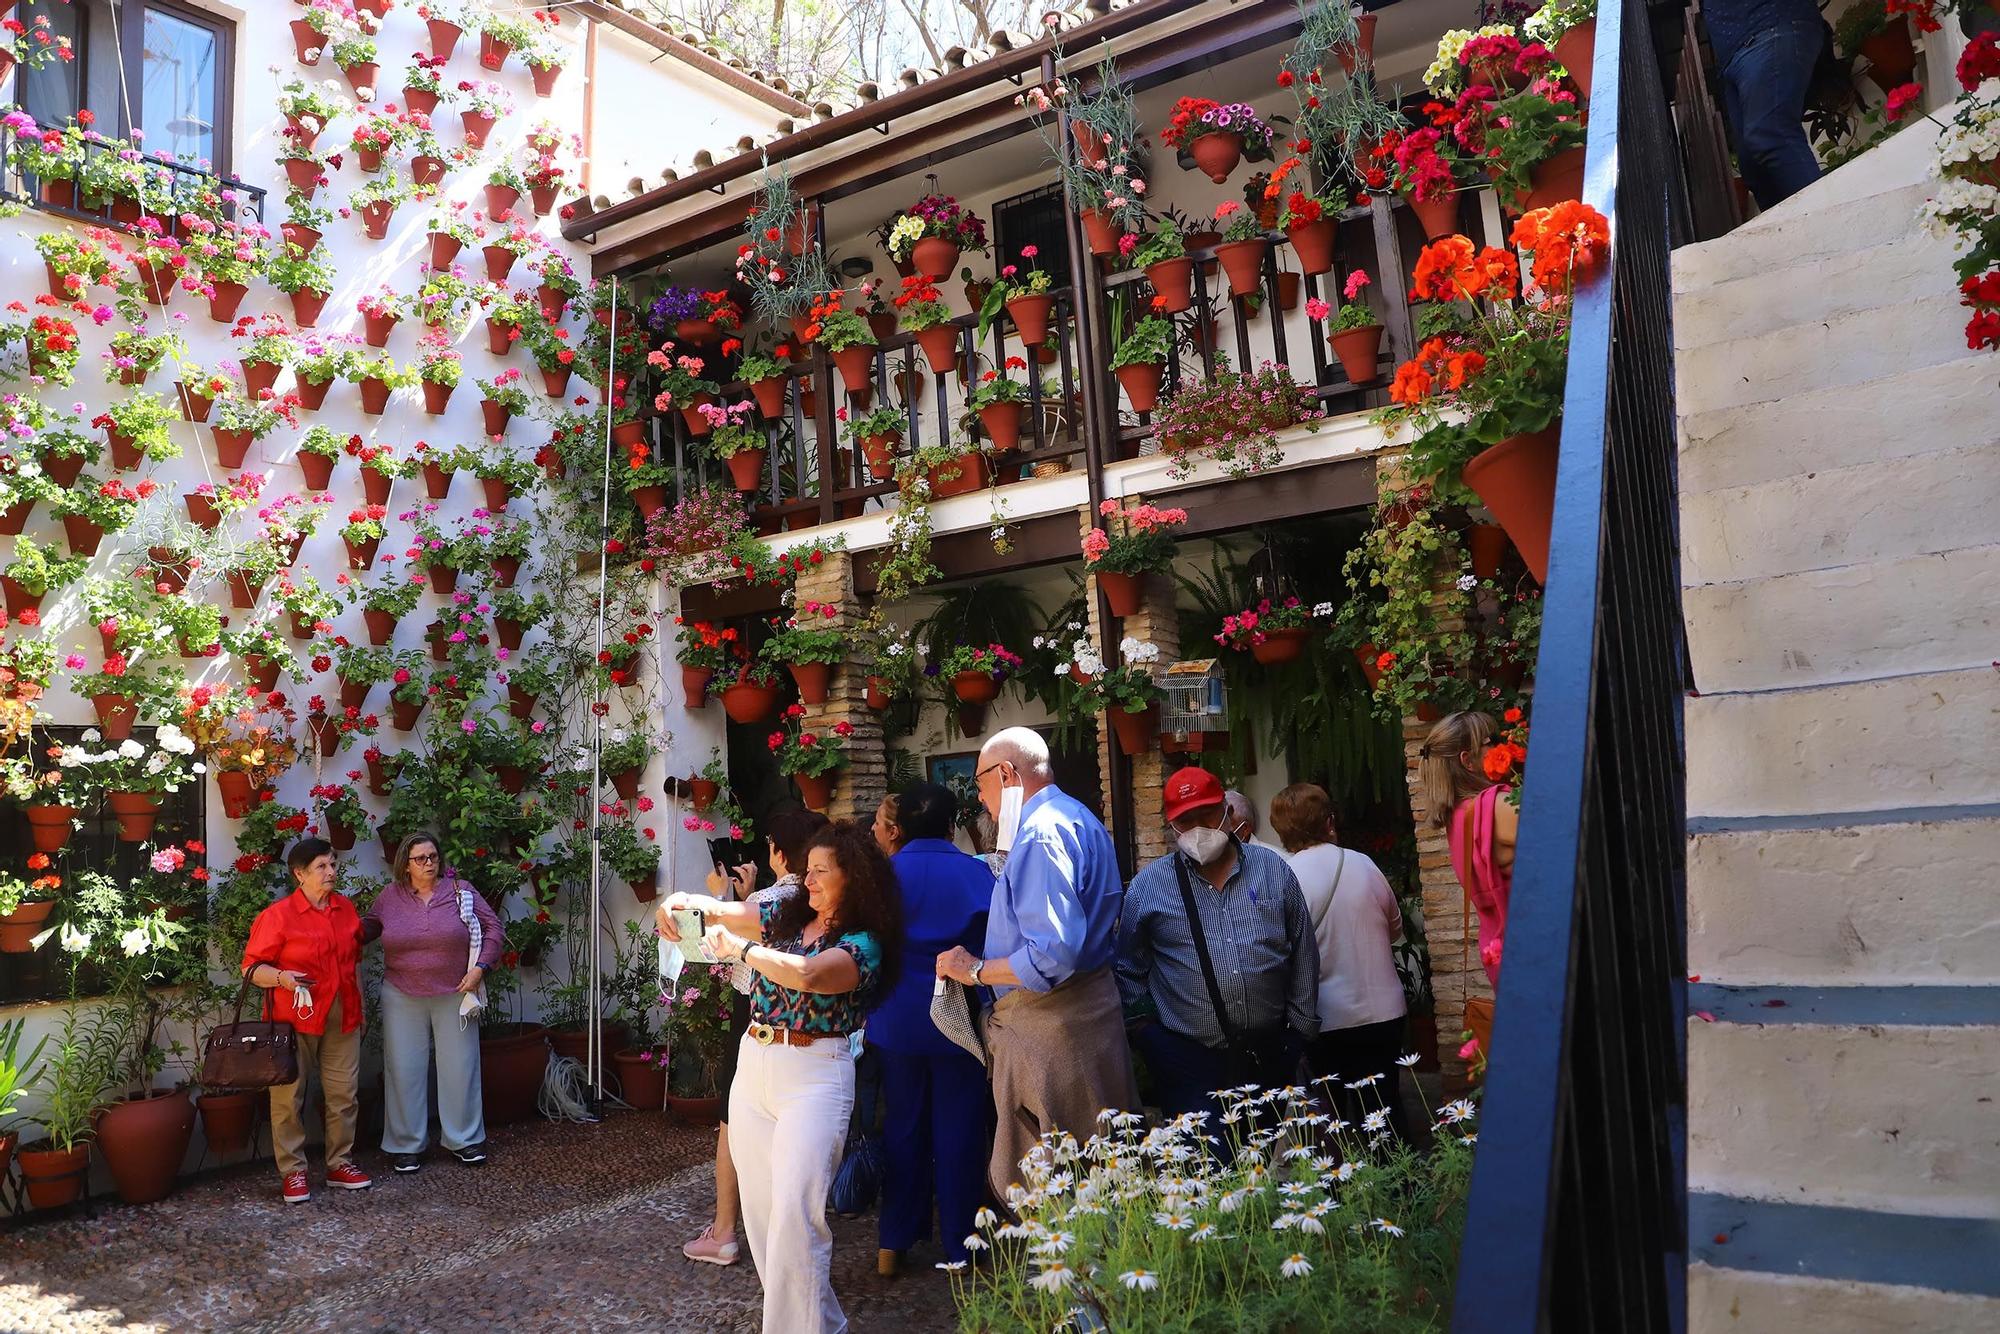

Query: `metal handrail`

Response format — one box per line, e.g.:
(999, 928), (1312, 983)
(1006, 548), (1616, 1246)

(1449, 0), (1691, 1327)
(0, 122), (268, 227)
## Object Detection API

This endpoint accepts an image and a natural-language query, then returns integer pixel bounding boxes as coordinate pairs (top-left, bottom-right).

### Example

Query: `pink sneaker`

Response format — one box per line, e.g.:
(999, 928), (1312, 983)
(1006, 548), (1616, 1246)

(281, 1171), (311, 1204)
(325, 1162), (373, 1190)
(682, 1225), (740, 1266)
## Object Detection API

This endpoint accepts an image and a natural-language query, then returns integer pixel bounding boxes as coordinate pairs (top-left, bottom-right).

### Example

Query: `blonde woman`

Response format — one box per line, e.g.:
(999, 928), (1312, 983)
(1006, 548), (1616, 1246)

(1418, 711), (1518, 988)
(361, 831), (501, 1172)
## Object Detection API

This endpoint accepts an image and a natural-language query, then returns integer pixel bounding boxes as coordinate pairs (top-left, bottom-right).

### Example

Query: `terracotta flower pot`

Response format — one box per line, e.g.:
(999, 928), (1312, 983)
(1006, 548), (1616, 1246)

(345, 535), (381, 570)
(289, 17), (329, 63)
(789, 661), (833, 705)
(865, 677), (890, 711)
(359, 200), (395, 240)
(1215, 238), (1268, 299)
(1110, 703), (1159, 755)
(225, 571), (264, 609)
(427, 17), (462, 60)
(975, 401), (1025, 453)
(793, 771), (834, 811)
(61, 514), (104, 558)
(625, 869), (660, 902)
(910, 237), (960, 279)
(340, 61), (379, 101)
(860, 432), (899, 480)
(422, 380), (453, 415)
(1288, 219), (1337, 276)
(96, 1088), (194, 1205)
(361, 310), (400, 348)
(485, 183), (521, 219)
(392, 699), (423, 732)
(669, 1094), (724, 1126)
(1251, 628), (1311, 666)
(929, 451), (990, 499)
(0, 898), (54, 953)
(432, 234), (464, 270)
(1079, 208), (1120, 257)
(688, 778), (720, 813)
(18, 1143), (90, 1211)
(462, 110), (497, 149)
(479, 1024), (550, 1126)
(507, 686), (537, 721)
(496, 616), (525, 651)
(215, 770), (258, 819)
(952, 671), (1001, 705)
(1858, 20), (1915, 94)
(1096, 569), (1144, 617)
(831, 345), (874, 396)
(612, 1049), (667, 1110)
(1554, 19), (1597, 100)
(680, 665), (714, 706)
(297, 451), (336, 492)
(357, 377), (390, 415)
(197, 1091), (257, 1156)
(1114, 361), (1164, 413)
(1462, 425), (1561, 584)
(531, 62), (562, 97)
(0, 501), (31, 536)
(295, 375), (333, 410)
(541, 366), (571, 397)
(241, 357), (281, 399)
(244, 654), (281, 693)
(610, 768), (640, 801)
(1330, 324), (1385, 384)
(483, 244), (516, 282)
(537, 283), (570, 322)
(725, 448), (767, 492)
(427, 562), (460, 595)
(26, 805), (77, 854)
(747, 376), (788, 419)
(1514, 147), (1588, 214)
(43, 452), (85, 488)
(720, 681), (780, 724)
(108, 791), (162, 843)
(1007, 294), (1055, 347)
(411, 153), (446, 187)
(1, 577), (43, 620)
(1145, 258), (1194, 313)
(479, 31), (512, 70)
(1408, 191), (1461, 241)
(1188, 130), (1244, 183)
(914, 325), (961, 376)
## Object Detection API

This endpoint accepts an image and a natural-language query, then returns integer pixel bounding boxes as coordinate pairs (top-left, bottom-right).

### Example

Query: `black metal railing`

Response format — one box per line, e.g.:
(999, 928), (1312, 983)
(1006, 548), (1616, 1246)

(1450, 0), (1691, 1328)
(0, 119), (268, 229)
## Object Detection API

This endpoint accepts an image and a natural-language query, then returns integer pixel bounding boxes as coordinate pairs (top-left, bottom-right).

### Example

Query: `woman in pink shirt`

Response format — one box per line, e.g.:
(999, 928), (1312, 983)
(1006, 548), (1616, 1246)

(362, 831), (501, 1172)
(1422, 712), (1519, 1073)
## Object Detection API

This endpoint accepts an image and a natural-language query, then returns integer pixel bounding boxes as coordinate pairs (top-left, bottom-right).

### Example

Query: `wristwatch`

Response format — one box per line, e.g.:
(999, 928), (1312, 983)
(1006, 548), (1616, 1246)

(968, 959), (985, 987)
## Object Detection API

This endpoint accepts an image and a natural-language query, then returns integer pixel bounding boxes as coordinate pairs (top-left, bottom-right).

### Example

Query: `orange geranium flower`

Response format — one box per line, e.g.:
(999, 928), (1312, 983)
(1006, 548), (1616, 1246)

(1389, 357), (1435, 406)
(1410, 235), (1521, 303)
(1410, 236), (1473, 301)
(1510, 200), (1610, 294)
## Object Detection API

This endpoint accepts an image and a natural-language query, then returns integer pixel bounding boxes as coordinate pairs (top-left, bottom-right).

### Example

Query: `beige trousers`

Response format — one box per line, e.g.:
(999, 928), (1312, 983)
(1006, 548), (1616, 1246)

(269, 995), (362, 1176)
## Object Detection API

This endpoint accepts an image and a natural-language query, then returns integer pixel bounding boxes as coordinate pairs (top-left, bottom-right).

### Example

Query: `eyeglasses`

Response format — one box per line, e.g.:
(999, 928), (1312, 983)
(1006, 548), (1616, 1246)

(409, 853), (440, 865)
(975, 761), (1007, 782)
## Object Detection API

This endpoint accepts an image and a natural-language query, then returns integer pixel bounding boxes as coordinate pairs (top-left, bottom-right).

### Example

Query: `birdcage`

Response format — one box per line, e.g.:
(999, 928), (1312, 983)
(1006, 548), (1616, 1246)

(1159, 658), (1229, 754)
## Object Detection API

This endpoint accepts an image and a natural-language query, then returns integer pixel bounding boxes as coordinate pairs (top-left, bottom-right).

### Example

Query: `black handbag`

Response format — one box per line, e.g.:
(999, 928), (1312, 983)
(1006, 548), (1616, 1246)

(198, 964), (299, 1092)
(1173, 857), (1295, 1088)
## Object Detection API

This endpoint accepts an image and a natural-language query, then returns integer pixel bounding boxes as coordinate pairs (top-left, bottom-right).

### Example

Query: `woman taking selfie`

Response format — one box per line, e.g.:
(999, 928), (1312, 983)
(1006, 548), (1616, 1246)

(242, 838), (370, 1204)
(658, 819), (901, 1334)
(362, 831), (502, 1172)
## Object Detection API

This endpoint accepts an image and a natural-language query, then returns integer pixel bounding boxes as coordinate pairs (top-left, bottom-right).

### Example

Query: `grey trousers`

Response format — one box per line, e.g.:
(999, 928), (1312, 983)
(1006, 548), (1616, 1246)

(380, 982), (487, 1154)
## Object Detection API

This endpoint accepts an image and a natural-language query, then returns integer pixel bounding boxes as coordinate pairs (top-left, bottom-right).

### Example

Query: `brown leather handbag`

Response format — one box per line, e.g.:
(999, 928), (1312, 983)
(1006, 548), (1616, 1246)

(198, 964), (299, 1092)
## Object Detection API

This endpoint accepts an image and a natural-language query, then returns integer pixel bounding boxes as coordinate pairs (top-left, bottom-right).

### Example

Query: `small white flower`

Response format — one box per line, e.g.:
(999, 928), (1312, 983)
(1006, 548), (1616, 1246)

(1395, 1052), (1421, 1067)
(1190, 1223), (1218, 1243)
(963, 1234), (989, 1251)
(1371, 1217), (1406, 1238)
(1457, 574), (1477, 591)
(59, 923), (93, 954)
(1118, 1269), (1158, 1291)
(120, 926), (151, 957)
(1027, 1261), (1074, 1293)
(1280, 1252), (1313, 1278)
(935, 1260), (968, 1271)
(1296, 1213), (1326, 1235)
(1363, 1109), (1391, 1133)
(1152, 1210), (1194, 1230)
(1439, 1098), (1477, 1124)
(80, 727), (101, 743)
(118, 739), (145, 760)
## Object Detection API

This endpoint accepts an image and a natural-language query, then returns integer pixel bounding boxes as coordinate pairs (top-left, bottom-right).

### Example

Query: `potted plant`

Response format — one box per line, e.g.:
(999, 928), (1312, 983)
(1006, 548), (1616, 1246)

(846, 404), (907, 480)
(977, 245), (1058, 348)
(356, 287), (404, 347)
(524, 38), (569, 98)
(330, 25), (380, 101)
(735, 343), (793, 419)
(290, 334), (354, 410)
(33, 231), (116, 301)
(601, 819), (662, 901)
(885, 192), (988, 279)
(476, 369), (532, 438)
(1525, 0), (1599, 99)
(1082, 499), (1188, 616)
(523, 315), (579, 397)
(1110, 315), (1173, 414)
(938, 641), (1023, 706)
(810, 299), (879, 398)
(1149, 363), (1320, 481)
(345, 350), (415, 415)
(351, 174), (410, 240)
(91, 393), (179, 470)
(339, 503), (391, 570)
(1160, 96), (1275, 182)
(966, 356), (1033, 452)
(476, 451), (538, 512)
(673, 617), (739, 704)
(1214, 595), (1330, 665)
(767, 704), (852, 811)
(601, 729), (655, 801)
(1131, 217), (1193, 313)
(350, 436), (413, 504)
(53, 476), (148, 558)
(456, 78), (514, 148)
(18, 1002), (125, 1209)
(701, 400), (769, 492)
(3, 536), (87, 620)
(102, 327), (185, 389)
(1483, 84), (1589, 213)
(887, 273), (957, 376)
(658, 953), (735, 1123)
(1316, 268), (1384, 384)
(416, 333), (462, 415)
(0, 872), (60, 954)
(293, 425), (342, 491)
(761, 600), (844, 703)
(1079, 637), (1164, 754)
(716, 659), (784, 725)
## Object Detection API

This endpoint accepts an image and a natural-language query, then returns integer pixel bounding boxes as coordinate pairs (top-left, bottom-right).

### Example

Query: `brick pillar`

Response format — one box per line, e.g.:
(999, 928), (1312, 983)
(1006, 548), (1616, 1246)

(1083, 503), (1181, 868)
(1377, 458), (1485, 1091)
(792, 551), (885, 824)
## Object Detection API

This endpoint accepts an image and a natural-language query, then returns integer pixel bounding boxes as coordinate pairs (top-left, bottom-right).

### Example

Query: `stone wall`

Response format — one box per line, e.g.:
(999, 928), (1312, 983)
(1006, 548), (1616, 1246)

(1082, 502), (1181, 868)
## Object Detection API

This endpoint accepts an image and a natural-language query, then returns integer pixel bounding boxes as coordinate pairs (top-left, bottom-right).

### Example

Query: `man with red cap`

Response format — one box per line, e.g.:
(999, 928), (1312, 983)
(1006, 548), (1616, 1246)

(1116, 766), (1318, 1120)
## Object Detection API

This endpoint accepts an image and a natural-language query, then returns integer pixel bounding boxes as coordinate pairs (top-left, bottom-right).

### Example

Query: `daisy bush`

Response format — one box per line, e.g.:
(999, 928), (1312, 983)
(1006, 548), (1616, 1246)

(947, 1081), (1474, 1332)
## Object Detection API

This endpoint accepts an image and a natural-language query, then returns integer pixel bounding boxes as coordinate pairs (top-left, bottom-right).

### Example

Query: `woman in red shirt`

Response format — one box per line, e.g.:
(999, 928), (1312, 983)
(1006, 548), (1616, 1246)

(241, 838), (371, 1205)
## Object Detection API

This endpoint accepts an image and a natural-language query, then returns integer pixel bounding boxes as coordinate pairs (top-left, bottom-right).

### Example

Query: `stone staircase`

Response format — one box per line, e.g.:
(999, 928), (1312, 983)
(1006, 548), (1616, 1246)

(1673, 118), (2000, 1330)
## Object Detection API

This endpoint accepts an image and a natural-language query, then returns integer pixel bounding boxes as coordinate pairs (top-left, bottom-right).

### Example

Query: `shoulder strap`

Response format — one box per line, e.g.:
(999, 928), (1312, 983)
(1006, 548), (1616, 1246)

(1172, 856), (1237, 1046)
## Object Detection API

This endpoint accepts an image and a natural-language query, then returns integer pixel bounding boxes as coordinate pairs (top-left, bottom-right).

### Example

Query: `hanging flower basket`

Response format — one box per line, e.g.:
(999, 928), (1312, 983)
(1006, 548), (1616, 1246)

(1250, 628), (1311, 666)
(1462, 424), (1561, 584)
(720, 680), (780, 724)
(911, 237), (960, 279)
(951, 671), (1001, 705)
(1188, 130), (1244, 183)
(680, 664), (714, 706)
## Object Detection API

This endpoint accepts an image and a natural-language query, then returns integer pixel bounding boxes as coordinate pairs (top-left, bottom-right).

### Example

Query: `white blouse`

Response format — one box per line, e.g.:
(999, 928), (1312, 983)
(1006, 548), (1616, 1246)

(1285, 843), (1407, 1032)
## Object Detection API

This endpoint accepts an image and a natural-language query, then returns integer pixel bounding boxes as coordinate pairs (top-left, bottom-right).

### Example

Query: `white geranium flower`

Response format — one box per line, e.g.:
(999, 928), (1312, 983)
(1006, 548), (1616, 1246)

(80, 728), (101, 743)
(118, 739), (145, 760)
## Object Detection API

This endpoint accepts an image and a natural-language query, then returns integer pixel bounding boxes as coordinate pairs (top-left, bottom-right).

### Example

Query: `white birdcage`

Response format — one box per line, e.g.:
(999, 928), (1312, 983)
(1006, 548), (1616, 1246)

(1159, 658), (1229, 754)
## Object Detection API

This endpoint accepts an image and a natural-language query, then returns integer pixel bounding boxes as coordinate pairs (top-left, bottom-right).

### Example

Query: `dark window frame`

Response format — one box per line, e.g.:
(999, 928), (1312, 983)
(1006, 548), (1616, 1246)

(992, 182), (1073, 282)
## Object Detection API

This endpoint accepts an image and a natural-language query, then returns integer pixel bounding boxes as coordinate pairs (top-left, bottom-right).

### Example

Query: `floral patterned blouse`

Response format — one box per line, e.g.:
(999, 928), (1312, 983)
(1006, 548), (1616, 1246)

(749, 887), (883, 1036)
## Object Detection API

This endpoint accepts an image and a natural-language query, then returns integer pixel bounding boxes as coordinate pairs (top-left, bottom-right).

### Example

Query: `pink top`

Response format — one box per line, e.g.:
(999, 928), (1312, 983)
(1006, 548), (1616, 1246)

(1448, 786), (1512, 989)
(364, 877), (501, 998)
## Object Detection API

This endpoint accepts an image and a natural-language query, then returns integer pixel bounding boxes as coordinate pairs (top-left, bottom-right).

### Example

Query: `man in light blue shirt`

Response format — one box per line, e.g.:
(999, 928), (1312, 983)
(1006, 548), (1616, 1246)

(936, 727), (1138, 1196)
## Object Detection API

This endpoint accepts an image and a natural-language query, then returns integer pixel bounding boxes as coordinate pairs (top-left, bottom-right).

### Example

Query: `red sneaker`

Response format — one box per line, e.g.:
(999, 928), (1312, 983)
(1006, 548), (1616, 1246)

(325, 1162), (372, 1190)
(281, 1171), (311, 1204)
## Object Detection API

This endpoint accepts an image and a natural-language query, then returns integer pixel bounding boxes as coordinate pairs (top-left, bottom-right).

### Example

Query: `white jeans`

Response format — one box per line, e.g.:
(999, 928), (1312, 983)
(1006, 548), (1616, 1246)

(380, 982), (486, 1154)
(729, 1031), (855, 1334)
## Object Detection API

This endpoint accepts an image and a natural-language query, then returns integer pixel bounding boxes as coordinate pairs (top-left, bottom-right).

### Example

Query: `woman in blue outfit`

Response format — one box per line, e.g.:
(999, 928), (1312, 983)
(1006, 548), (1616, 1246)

(868, 782), (995, 1275)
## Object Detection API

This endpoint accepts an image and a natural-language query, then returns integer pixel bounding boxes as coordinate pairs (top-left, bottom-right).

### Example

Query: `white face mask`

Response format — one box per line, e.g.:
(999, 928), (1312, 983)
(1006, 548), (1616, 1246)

(995, 782), (1025, 853)
(1176, 827), (1232, 866)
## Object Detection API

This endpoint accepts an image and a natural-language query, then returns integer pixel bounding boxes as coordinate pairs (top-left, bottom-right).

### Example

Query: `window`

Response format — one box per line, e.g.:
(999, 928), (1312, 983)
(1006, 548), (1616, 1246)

(993, 183), (1072, 280)
(0, 725), (209, 1009)
(18, 0), (234, 178)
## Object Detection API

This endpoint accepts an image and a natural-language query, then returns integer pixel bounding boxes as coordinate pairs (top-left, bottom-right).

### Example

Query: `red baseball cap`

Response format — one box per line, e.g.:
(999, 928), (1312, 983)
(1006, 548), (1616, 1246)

(1162, 766), (1225, 823)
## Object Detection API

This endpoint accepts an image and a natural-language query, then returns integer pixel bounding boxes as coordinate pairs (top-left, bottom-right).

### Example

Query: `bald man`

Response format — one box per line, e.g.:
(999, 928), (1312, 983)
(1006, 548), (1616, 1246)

(935, 727), (1138, 1200)
(1224, 790), (1283, 854)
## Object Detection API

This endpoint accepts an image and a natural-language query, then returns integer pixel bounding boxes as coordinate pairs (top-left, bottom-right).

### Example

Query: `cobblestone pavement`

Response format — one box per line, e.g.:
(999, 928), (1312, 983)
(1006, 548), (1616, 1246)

(0, 1110), (961, 1334)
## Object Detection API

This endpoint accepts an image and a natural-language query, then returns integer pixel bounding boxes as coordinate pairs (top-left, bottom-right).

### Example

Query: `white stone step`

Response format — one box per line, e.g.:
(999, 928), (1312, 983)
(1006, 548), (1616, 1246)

(1688, 806), (2000, 987)
(1672, 229), (1960, 351)
(1672, 181), (1938, 293)
(1673, 291), (1978, 417)
(1687, 996), (2000, 1219)
(1685, 543), (2000, 694)
(1679, 356), (1999, 497)
(1685, 667), (2000, 820)
(1691, 1266), (2000, 1334)
(1680, 439), (2000, 588)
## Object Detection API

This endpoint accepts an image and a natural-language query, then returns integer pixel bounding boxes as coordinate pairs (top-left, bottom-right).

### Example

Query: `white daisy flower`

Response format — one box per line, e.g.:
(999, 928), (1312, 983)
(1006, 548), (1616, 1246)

(1028, 1262), (1074, 1292)
(1363, 1109), (1391, 1133)
(1152, 1210), (1194, 1231)
(1118, 1269), (1159, 1291)
(963, 1234), (989, 1251)
(1296, 1213), (1326, 1235)
(1395, 1052), (1421, 1067)
(1190, 1223), (1218, 1243)
(1371, 1217), (1406, 1237)
(1280, 1252), (1313, 1278)
(973, 1207), (998, 1229)
(935, 1260), (968, 1271)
